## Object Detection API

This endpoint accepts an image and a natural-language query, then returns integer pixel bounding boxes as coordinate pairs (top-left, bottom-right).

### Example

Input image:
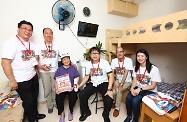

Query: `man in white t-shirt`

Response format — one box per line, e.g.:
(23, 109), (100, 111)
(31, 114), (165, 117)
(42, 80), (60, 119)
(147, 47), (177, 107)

(1, 20), (45, 122)
(35, 28), (63, 114)
(77, 47), (114, 122)
(111, 47), (133, 117)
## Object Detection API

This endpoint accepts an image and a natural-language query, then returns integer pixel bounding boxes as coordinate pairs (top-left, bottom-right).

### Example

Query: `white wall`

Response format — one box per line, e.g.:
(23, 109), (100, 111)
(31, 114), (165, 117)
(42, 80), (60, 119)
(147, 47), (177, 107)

(130, 0), (187, 83)
(131, 0), (187, 23)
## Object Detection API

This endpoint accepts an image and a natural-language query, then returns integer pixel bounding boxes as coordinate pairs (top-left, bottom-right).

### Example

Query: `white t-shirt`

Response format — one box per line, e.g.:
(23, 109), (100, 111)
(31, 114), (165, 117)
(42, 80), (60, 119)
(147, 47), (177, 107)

(1, 36), (36, 82)
(111, 57), (133, 83)
(35, 41), (63, 73)
(132, 65), (161, 92)
(85, 59), (112, 87)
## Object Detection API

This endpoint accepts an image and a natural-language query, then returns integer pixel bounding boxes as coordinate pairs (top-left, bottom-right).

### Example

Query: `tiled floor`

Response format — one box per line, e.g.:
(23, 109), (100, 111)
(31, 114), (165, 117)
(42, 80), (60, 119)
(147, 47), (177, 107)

(25, 96), (128, 122)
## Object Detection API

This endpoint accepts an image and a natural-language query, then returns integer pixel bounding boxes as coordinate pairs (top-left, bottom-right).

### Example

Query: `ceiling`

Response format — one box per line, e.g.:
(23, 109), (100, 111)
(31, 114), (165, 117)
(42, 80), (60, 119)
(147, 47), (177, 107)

(121, 0), (147, 4)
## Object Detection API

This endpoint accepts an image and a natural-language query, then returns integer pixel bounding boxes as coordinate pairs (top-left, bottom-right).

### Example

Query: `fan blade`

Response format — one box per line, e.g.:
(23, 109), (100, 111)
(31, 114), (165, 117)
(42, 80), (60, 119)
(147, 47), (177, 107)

(52, 0), (75, 24)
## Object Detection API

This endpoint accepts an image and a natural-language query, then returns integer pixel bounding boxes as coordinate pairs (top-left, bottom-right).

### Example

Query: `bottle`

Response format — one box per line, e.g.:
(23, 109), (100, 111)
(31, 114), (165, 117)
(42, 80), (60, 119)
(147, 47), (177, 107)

(74, 78), (78, 92)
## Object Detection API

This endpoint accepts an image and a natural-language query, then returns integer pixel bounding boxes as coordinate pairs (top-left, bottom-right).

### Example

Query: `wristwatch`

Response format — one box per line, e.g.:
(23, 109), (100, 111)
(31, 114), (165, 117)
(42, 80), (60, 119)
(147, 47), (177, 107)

(120, 83), (124, 86)
(108, 89), (112, 91)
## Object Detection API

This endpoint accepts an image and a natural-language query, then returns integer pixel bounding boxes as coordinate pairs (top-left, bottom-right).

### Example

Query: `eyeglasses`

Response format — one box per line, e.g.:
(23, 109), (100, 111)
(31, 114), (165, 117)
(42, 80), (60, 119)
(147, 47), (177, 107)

(20, 27), (33, 32)
(91, 53), (99, 55)
(116, 51), (124, 54)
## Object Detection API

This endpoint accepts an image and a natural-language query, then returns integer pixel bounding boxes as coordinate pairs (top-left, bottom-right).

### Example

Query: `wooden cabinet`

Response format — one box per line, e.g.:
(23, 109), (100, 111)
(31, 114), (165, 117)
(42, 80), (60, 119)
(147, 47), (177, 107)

(107, 0), (138, 18)
(105, 29), (136, 63)
(105, 29), (122, 62)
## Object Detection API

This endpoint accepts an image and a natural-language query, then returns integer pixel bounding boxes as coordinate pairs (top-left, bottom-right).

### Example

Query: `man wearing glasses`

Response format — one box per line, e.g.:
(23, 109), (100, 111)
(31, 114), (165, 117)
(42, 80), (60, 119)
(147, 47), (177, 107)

(78, 46), (114, 122)
(111, 47), (133, 117)
(1, 20), (46, 122)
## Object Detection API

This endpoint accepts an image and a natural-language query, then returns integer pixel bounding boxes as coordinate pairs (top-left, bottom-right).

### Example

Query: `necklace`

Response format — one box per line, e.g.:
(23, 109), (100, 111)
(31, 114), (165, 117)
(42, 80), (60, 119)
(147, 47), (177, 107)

(16, 35), (31, 55)
(138, 66), (146, 83)
(118, 59), (124, 75)
(91, 59), (100, 76)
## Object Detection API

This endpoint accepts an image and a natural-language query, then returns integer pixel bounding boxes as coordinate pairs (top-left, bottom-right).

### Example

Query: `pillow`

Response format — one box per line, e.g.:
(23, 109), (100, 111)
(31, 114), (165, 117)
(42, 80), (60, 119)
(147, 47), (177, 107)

(176, 81), (187, 92)
(166, 90), (184, 102)
(157, 82), (170, 92)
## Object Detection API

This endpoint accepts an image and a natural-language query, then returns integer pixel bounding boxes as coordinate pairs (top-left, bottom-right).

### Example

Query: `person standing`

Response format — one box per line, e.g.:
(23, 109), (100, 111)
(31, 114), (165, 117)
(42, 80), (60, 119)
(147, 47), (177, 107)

(78, 46), (114, 122)
(124, 49), (161, 122)
(35, 28), (63, 114)
(111, 47), (133, 117)
(54, 53), (80, 122)
(1, 20), (46, 122)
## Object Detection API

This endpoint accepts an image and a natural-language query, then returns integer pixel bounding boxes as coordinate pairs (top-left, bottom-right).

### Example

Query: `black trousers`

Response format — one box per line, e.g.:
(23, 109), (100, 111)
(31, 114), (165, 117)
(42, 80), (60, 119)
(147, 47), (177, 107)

(16, 74), (39, 122)
(79, 82), (113, 122)
(56, 90), (78, 115)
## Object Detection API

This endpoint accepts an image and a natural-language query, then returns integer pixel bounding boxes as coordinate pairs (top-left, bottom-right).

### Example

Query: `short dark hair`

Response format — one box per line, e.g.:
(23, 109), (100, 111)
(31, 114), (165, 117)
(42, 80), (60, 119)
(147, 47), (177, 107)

(18, 20), (33, 31)
(89, 46), (101, 54)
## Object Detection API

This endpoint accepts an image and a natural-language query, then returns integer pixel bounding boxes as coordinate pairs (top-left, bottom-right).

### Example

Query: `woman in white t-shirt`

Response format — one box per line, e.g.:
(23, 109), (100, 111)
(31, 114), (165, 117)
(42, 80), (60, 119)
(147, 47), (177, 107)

(124, 49), (161, 122)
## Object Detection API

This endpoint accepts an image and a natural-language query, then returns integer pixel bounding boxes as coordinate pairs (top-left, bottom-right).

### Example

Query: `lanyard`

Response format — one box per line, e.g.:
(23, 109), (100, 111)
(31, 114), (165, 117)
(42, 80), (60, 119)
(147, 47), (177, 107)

(44, 41), (53, 53)
(92, 59), (100, 76)
(16, 35), (31, 54)
(118, 59), (124, 75)
(138, 66), (147, 81)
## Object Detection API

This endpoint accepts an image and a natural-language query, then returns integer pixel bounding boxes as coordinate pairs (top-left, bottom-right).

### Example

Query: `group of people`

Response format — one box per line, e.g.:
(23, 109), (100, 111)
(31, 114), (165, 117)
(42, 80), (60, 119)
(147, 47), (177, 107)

(1, 20), (161, 122)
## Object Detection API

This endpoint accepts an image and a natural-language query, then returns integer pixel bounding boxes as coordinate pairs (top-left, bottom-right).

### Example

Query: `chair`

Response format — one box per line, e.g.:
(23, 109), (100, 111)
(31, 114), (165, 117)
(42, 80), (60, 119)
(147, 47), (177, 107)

(91, 91), (104, 114)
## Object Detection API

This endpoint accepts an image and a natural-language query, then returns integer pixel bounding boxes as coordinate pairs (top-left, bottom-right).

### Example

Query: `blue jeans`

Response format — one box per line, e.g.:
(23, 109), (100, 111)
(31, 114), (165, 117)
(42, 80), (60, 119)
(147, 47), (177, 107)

(126, 90), (154, 121)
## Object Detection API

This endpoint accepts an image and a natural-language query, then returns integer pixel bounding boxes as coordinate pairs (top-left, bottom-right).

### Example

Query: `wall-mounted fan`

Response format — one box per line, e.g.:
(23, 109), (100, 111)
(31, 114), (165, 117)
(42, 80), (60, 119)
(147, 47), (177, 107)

(52, 0), (75, 30)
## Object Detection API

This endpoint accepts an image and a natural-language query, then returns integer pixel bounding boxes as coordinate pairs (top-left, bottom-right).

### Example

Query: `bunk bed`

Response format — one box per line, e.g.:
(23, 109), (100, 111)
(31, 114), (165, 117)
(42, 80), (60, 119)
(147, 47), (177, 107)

(106, 10), (187, 62)
(106, 10), (187, 122)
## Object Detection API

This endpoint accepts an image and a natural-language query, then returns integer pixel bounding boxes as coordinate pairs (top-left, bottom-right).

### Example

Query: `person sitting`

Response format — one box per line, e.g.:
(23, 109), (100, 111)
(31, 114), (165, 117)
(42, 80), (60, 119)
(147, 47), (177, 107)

(54, 53), (80, 122)
(124, 49), (161, 122)
(111, 47), (133, 117)
(78, 46), (114, 122)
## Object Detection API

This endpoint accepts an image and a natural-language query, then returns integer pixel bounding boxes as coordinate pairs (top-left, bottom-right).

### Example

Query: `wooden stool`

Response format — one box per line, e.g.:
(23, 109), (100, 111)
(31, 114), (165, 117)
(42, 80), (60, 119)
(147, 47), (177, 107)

(140, 102), (180, 122)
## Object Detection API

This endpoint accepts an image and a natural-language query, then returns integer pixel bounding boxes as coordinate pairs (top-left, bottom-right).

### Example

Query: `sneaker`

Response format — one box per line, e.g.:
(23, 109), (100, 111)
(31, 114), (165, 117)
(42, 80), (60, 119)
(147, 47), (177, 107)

(68, 113), (73, 121)
(79, 112), (91, 121)
(113, 109), (119, 117)
(124, 116), (132, 122)
(59, 118), (65, 122)
(48, 108), (53, 114)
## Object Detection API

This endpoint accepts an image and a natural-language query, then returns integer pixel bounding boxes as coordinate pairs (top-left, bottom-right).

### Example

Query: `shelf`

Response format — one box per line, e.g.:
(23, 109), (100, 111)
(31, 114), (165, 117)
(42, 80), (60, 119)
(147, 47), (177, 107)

(107, 0), (139, 18)
(105, 29), (123, 61)
(110, 38), (120, 44)
(106, 29), (137, 62)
